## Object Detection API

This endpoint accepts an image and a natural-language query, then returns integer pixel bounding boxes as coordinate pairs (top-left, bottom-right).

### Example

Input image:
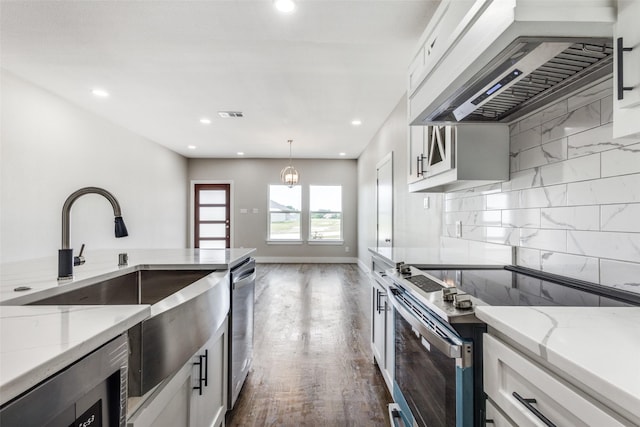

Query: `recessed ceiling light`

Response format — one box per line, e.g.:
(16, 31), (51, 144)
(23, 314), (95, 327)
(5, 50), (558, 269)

(274, 0), (295, 13)
(218, 111), (244, 118)
(200, 118), (211, 124)
(237, 152), (245, 156)
(91, 88), (109, 98)
(187, 145), (197, 150)
(351, 119), (362, 126)
(339, 152), (346, 156)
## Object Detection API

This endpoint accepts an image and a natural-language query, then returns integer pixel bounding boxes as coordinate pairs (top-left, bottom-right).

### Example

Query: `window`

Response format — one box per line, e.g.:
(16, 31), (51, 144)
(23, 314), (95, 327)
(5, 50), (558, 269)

(309, 185), (342, 241)
(268, 185), (302, 240)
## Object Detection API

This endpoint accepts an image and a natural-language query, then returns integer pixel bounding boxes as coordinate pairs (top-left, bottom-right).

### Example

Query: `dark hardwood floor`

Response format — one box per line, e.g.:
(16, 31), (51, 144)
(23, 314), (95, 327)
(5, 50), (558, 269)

(226, 263), (391, 427)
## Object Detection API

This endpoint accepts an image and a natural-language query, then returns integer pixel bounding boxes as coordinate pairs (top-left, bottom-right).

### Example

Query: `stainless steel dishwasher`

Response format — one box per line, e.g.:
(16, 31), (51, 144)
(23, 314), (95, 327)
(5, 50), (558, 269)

(228, 257), (256, 409)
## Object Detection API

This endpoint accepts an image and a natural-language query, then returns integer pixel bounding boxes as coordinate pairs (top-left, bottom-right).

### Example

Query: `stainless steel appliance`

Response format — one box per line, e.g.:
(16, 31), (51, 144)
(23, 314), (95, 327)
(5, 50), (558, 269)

(228, 257), (256, 409)
(0, 334), (128, 426)
(385, 264), (640, 427)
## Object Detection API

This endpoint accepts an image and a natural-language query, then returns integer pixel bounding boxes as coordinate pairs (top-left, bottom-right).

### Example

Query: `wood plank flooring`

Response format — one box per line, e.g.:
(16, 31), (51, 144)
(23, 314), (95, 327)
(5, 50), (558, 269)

(225, 264), (391, 427)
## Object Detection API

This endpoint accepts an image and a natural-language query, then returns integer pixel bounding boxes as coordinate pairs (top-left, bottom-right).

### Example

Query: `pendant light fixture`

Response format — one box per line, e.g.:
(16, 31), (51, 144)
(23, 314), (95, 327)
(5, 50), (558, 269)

(280, 139), (299, 187)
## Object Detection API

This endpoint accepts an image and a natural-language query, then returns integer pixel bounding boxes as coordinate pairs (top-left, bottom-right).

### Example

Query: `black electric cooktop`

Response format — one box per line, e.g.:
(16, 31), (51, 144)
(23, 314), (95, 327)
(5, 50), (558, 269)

(410, 267), (640, 308)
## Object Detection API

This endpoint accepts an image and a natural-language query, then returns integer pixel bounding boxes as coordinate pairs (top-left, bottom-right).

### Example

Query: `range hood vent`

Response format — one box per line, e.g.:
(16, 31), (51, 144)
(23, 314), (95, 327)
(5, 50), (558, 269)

(422, 37), (613, 124)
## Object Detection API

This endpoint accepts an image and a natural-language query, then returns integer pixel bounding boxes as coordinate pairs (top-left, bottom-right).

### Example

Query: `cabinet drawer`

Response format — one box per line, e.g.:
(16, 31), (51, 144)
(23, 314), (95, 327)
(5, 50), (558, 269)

(483, 334), (629, 427)
(486, 398), (515, 427)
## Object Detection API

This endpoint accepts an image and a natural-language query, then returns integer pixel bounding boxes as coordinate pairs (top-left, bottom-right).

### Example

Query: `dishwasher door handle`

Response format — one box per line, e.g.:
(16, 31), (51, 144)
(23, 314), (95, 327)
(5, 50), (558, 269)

(233, 271), (256, 290)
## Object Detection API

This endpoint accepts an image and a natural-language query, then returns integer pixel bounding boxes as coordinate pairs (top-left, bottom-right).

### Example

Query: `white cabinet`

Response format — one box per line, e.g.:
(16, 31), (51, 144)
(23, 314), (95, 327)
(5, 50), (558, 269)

(370, 254), (394, 393)
(483, 333), (629, 427)
(613, 0), (640, 138)
(408, 124), (509, 193)
(371, 272), (393, 393)
(128, 318), (228, 427)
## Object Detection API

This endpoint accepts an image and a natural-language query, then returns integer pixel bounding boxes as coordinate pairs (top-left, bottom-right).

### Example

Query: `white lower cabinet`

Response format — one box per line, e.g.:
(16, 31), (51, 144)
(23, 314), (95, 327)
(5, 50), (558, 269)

(371, 270), (393, 393)
(485, 399), (515, 427)
(483, 333), (629, 427)
(128, 317), (228, 427)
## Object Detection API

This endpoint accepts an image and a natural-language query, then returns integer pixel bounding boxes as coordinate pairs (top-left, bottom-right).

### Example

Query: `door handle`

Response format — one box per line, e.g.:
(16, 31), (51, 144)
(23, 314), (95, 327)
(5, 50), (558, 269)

(617, 37), (634, 100)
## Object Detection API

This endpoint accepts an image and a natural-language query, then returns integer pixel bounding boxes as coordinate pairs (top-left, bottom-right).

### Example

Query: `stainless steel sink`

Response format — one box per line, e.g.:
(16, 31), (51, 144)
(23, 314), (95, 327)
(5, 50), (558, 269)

(28, 269), (230, 397)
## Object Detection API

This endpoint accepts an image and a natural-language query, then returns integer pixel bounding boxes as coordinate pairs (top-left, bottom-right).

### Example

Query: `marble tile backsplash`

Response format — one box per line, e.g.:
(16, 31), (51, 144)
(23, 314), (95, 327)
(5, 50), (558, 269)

(445, 79), (640, 293)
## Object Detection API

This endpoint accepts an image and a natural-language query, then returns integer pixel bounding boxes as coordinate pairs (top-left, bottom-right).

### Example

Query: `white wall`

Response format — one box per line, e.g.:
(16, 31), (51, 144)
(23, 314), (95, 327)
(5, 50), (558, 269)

(1, 71), (189, 262)
(444, 79), (640, 294)
(357, 95), (443, 268)
(188, 158), (357, 262)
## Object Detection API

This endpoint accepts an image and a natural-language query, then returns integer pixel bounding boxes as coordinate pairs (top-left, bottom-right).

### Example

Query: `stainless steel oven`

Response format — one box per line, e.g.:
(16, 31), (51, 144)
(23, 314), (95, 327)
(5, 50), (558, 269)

(387, 283), (484, 427)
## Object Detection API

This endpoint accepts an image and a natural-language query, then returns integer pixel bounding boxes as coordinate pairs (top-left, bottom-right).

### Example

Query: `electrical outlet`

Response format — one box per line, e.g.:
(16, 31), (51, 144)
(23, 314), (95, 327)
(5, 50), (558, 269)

(423, 197), (430, 209)
(345, 246), (350, 253)
(455, 221), (462, 238)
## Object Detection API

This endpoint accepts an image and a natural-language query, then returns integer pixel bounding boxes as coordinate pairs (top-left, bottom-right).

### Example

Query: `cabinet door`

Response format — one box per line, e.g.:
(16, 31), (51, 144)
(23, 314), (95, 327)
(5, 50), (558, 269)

(190, 319), (228, 427)
(408, 125), (426, 184)
(613, 0), (640, 138)
(127, 361), (193, 427)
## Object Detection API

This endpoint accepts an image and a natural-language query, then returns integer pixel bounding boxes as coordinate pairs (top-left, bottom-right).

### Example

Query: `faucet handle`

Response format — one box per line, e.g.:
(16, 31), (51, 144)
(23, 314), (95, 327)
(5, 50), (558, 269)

(74, 243), (86, 266)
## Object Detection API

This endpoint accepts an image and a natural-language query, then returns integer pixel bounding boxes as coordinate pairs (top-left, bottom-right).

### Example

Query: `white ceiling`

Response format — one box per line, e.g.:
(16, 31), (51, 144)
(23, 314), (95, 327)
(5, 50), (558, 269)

(1, 0), (439, 159)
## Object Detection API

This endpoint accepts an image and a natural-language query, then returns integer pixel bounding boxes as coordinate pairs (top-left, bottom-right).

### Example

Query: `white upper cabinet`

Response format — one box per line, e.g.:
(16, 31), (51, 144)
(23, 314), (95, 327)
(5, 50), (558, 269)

(408, 124), (509, 193)
(613, 0), (640, 138)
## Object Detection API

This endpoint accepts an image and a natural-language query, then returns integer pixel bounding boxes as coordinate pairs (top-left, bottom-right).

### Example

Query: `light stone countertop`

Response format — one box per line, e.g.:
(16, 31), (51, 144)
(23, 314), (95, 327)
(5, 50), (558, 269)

(476, 306), (640, 425)
(0, 248), (255, 406)
(0, 305), (150, 405)
(1, 248), (255, 304)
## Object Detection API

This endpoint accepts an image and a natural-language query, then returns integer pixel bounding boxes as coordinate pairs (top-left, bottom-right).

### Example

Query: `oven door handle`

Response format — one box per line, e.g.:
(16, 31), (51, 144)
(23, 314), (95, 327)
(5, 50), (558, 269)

(387, 288), (463, 360)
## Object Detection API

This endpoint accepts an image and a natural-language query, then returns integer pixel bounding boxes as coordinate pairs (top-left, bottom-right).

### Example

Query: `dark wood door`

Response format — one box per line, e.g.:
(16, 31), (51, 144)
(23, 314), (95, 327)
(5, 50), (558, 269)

(194, 184), (230, 248)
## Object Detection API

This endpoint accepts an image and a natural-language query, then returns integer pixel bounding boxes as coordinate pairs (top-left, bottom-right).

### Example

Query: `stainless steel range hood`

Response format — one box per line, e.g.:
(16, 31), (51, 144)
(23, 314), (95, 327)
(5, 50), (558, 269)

(427, 38), (613, 123)
(408, 0), (616, 125)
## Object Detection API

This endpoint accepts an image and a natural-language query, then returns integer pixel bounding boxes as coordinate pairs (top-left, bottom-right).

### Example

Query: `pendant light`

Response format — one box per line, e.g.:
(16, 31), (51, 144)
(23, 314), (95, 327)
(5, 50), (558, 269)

(280, 139), (299, 187)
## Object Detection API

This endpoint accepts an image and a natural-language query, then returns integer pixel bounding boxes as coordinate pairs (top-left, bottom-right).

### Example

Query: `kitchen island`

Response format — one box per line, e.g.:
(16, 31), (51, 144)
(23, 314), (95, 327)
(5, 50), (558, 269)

(0, 248), (255, 425)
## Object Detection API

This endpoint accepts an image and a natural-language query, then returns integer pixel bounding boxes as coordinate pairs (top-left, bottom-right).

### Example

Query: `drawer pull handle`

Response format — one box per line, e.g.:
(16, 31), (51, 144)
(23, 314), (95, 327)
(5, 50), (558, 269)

(513, 392), (557, 427)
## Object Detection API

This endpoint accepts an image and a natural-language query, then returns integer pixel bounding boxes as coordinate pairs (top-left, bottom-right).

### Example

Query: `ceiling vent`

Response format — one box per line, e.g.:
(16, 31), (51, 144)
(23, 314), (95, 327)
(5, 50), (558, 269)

(218, 111), (244, 118)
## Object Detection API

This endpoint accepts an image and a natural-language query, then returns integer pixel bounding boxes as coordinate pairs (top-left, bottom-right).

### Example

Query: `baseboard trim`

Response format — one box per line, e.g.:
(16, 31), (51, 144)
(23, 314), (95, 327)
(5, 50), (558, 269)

(255, 256), (358, 264)
(357, 259), (370, 274)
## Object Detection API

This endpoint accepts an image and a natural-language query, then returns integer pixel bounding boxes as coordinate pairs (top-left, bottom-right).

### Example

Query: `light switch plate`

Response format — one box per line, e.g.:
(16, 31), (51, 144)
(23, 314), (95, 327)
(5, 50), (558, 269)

(240, 208), (248, 214)
(252, 208), (259, 214)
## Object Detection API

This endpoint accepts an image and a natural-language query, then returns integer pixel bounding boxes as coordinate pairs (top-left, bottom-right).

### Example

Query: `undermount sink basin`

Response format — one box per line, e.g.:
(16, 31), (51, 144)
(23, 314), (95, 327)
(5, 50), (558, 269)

(28, 269), (230, 397)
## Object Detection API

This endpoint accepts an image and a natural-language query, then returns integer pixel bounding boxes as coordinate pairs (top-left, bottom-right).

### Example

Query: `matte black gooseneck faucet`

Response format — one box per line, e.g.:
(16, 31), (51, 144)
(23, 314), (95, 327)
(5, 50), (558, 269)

(58, 187), (128, 280)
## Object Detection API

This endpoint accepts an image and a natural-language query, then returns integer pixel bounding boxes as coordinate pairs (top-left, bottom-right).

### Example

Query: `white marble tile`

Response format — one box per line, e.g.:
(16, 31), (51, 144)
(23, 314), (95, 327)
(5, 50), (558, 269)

(541, 102), (601, 143)
(461, 194), (486, 211)
(444, 224), (456, 238)
(600, 259), (640, 293)
(486, 191), (520, 210)
(502, 208), (541, 228)
(601, 203), (640, 232)
(509, 122), (520, 137)
(511, 126), (542, 153)
(502, 168), (540, 192)
(519, 111), (543, 132)
(517, 247), (541, 270)
(519, 138), (568, 170)
(567, 173), (640, 205)
(567, 79), (612, 111)
(601, 95), (613, 124)
(567, 123), (616, 158)
(445, 198), (463, 212)
(540, 206), (600, 231)
(538, 154), (600, 186)
(541, 99), (568, 123)
(520, 228), (567, 252)
(510, 152), (520, 173)
(601, 142), (640, 177)
(568, 230), (640, 263)
(519, 185), (567, 208)
(461, 225), (485, 242)
(540, 251), (600, 283)
(485, 226), (519, 246)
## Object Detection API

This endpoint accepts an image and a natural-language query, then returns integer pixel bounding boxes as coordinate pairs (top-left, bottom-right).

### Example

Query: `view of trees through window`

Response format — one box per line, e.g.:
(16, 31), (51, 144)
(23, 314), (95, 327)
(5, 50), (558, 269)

(268, 185), (342, 241)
